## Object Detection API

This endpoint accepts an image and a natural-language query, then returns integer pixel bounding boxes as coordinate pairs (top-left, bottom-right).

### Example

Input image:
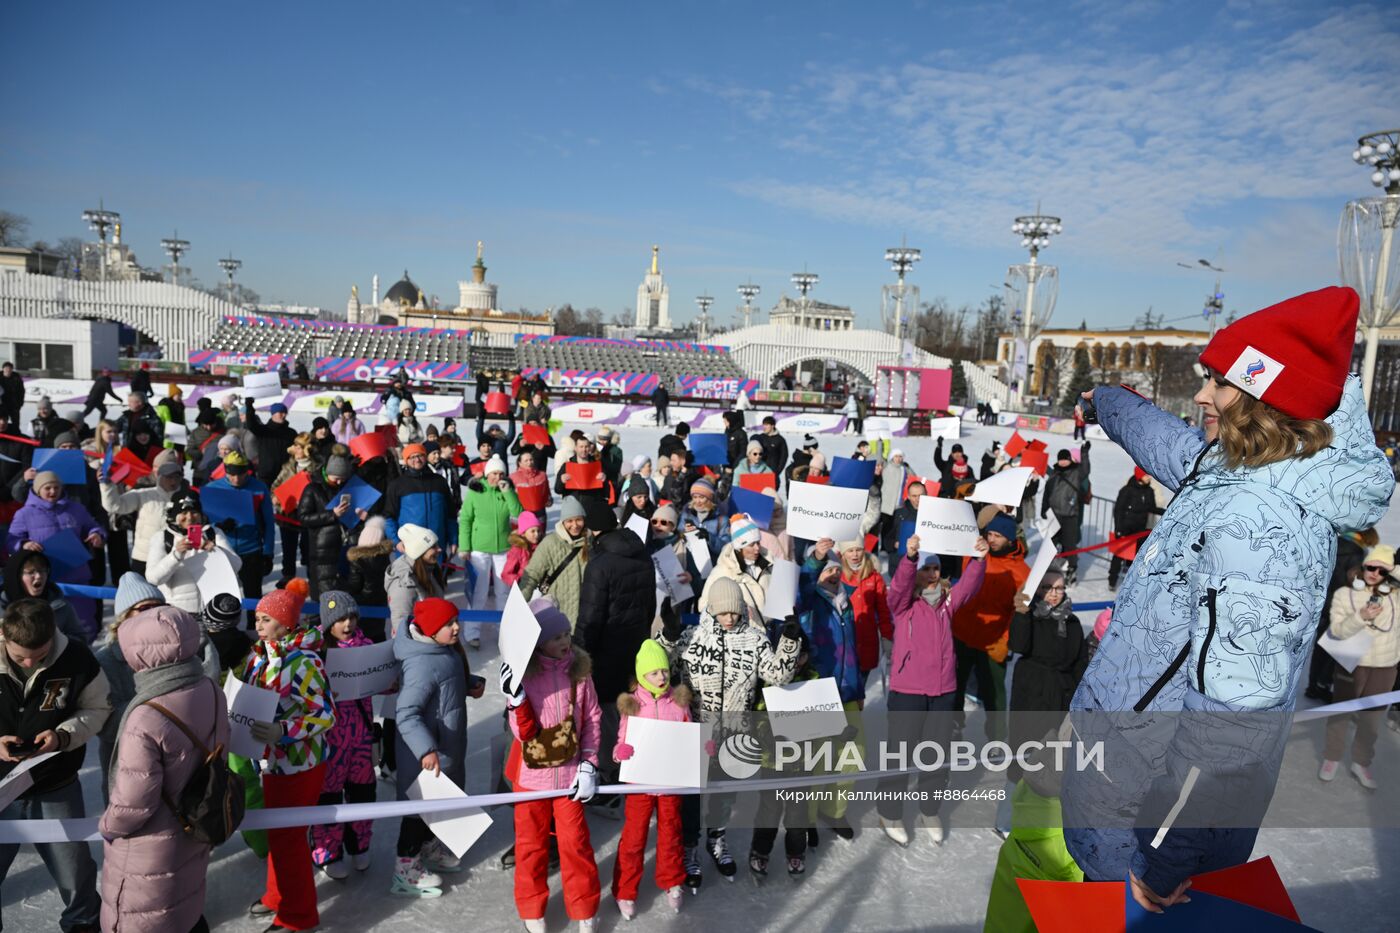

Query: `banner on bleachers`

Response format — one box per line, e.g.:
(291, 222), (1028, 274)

(674, 376), (760, 399)
(188, 351), (294, 372)
(315, 358), (473, 383)
(521, 368), (660, 395)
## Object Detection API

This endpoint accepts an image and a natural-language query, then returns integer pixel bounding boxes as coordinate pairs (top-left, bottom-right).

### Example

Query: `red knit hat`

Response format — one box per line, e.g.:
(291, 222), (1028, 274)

(256, 578), (309, 629)
(413, 597), (458, 638)
(1132, 466), (1149, 482)
(1198, 286), (1358, 420)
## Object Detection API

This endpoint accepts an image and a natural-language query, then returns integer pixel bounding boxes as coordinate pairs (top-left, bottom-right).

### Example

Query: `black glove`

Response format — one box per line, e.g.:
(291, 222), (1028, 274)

(1082, 440), (1092, 451)
(1078, 395), (1098, 424)
(780, 617), (803, 643)
(659, 598), (683, 641)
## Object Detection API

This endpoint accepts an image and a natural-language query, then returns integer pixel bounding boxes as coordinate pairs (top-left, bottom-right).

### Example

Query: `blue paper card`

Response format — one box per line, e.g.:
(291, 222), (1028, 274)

(896, 519), (917, 557)
(200, 485), (255, 526)
(32, 449), (87, 486)
(728, 485), (774, 531)
(829, 456), (876, 489)
(338, 477), (383, 528)
(1124, 882), (1319, 931)
(39, 529), (92, 572)
(688, 433), (729, 467)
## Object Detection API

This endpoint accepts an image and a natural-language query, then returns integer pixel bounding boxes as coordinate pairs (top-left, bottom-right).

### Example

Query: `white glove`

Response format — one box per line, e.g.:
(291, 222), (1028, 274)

(499, 661), (525, 708)
(248, 720), (281, 745)
(569, 760), (598, 803)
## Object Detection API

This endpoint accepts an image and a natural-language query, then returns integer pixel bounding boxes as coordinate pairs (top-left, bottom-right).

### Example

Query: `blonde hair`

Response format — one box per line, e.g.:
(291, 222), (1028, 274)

(1215, 391), (1332, 471)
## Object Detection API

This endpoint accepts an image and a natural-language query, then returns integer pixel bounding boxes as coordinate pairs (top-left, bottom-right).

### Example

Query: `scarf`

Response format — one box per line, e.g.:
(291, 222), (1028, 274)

(920, 586), (946, 608)
(1033, 598), (1075, 637)
(108, 656), (207, 794)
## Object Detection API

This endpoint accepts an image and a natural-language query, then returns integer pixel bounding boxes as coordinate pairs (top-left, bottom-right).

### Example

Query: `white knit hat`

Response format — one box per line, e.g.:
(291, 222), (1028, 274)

(399, 524), (439, 562)
(484, 456), (507, 477)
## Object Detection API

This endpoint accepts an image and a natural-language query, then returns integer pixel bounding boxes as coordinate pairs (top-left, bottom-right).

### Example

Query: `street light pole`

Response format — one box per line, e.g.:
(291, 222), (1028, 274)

(737, 282), (760, 329)
(695, 294), (714, 341)
(1008, 212), (1063, 393)
(791, 270), (818, 329)
(218, 254), (243, 307)
(161, 232), (190, 286)
(1340, 129), (1400, 407)
(883, 243), (922, 343)
(82, 202), (120, 281)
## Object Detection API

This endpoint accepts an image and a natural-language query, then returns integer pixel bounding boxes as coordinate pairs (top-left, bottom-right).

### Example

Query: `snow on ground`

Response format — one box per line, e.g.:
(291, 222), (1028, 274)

(4, 411), (1398, 931)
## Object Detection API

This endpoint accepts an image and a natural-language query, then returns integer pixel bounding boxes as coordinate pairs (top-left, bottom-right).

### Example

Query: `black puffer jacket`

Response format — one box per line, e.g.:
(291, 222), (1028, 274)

(296, 477), (347, 595)
(0, 431), (33, 506)
(1112, 479), (1158, 536)
(575, 527), (657, 700)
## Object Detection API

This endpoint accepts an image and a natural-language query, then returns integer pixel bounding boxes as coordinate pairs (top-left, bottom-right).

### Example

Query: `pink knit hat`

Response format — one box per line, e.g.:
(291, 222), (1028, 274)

(516, 511), (542, 534)
(1093, 607), (1113, 641)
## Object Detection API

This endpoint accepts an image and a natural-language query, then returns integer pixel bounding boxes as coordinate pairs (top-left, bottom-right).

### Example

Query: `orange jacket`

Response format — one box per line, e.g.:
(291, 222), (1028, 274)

(951, 541), (1029, 663)
(841, 567), (893, 672)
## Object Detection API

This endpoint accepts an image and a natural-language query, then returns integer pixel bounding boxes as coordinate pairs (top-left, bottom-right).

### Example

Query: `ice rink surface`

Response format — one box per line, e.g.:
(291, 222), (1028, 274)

(4, 408), (1397, 931)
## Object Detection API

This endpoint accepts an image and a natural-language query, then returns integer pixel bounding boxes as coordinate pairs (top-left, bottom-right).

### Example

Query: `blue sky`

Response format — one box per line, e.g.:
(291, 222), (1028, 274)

(1, 0), (1393, 332)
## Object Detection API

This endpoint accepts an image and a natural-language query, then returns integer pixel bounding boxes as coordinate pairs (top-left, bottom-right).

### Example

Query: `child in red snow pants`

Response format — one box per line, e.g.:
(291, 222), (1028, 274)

(261, 762), (326, 931)
(612, 793), (686, 901)
(514, 796), (600, 921)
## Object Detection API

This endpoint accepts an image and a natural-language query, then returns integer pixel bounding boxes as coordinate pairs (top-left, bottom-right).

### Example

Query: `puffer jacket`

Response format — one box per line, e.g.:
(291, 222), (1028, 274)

(657, 616), (800, 724)
(951, 541), (1029, 664)
(501, 533), (535, 589)
(797, 560), (864, 704)
(381, 468), (451, 553)
(519, 523), (588, 629)
(1112, 478), (1158, 537)
(887, 550), (985, 697)
(297, 476), (348, 590)
(458, 476), (522, 554)
(1063, 376), (1394, 896)
(576, 528), (658, 701)
(346, 539), (393, 610)
(841, 563), (893, 673)
(393, 618), (468, 795)
(6, 492), (103, 582)
(1328, 581), (1400, 669)
(100, 481), (177, 563)
(237, 625), (336, 775)
(699, 543), (771, 622)
(99, 606), (227, 933)
(145, 525), (242, 614)
(615, 683), (693, 759)
(508, 648), (601, 792)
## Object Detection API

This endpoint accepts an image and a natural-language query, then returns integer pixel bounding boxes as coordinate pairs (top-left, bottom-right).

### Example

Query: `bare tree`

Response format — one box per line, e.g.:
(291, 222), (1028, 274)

(0, 211), (30, 247)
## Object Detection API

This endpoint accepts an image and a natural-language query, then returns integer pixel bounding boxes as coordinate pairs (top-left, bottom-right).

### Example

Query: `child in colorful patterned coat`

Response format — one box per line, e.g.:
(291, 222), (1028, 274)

(312, 591), (379, 880)
(611, 639), (693, 919)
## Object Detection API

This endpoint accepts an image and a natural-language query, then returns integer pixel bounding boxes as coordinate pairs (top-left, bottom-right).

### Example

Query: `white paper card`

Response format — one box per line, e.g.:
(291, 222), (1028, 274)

(651, 544), (689, 603)
(0, 752), (58, 810)
(1035, 511), (1061, 544)
(1317, 628), (1375, 674)
(968, 467), (1034, 507)
(785, 482), (867, 543)
(684, 530), (713, 578)
(498, 584), (541, 695)
(928, 416), (961, 441)
(1020, 540), (1059, 600)
(407, 770), (494, 858)
(188, 549), (243, 609)
(762, 559), (799, 620)
(618, 717), (709, 788)
(242, 371), (284, 399)
(223, 676), (281, 760)
(914, 498), (981, 556)
(325, 641), (398, 701)
(163, 422), (189, 444)
(625, 511), (650, 543)
(763, 677), (847, 742)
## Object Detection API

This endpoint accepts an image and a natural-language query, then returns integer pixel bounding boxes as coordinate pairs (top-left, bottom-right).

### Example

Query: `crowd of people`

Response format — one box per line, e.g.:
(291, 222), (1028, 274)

(0, 285), (1395, 932)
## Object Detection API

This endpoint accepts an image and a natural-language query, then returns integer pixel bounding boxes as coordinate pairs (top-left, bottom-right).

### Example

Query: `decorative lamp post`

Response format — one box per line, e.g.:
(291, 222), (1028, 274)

(161, 232), (190, 286)
(1339, 129), (1400, 406)
(218, 254), (243, 307)
(791, 270), (819, 329)
(882, 243), (922, 342)
(1006, 211), (1063, 394)
(737, 282), (761, 329)
(695, 294), (714, 341)
(82, 202), (120, 281)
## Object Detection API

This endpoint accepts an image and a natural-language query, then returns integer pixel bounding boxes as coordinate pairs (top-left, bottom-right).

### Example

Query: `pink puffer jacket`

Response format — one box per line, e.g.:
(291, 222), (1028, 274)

(508, 648), (601, 792)
(614, 683), (692, 759)
(99, 606), (227, 933)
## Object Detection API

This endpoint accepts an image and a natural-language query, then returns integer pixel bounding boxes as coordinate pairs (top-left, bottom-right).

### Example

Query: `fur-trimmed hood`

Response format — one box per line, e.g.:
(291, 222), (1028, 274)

(525, 644), (592, 681)
(617, 682), (692, 716)
(347, 538), (394, 563)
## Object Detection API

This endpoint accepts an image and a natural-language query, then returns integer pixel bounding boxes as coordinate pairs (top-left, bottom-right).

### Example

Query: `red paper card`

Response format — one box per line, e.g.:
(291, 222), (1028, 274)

(1004, 431), (1027, 458)
(1020, 448), (1049, 476)
(863, 533), (878, 553)
(806, 474), (830, 485)
(1026, 438), (1048, 452)
(209, 463), (226, 482)
(484, 391), (510, 415)
(565, 461), (603, 490)
(113, 448), (152, 486)
(1107, 532), (1140, 561)
(902, 474), (922, 501)
(923, 480), (941, 497)
(738, 473), (777, 493)
(274, 471), (312, 514)
(1018, 879), (1124, 933)
(469, 460), (485, 476)
(374, 424), (398, 446)
(350, 432), (389, 462)
(516, 483), (548, 512)
(522, 424), (551, 448)
(1189, 856), (1300, 922)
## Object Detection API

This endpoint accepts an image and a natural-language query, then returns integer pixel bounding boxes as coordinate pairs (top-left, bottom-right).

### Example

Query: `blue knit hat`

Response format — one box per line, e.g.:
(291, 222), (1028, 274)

(984, 512), (1018, 542)
(115, 572), (165, 618)
(270, 402), (289, 415)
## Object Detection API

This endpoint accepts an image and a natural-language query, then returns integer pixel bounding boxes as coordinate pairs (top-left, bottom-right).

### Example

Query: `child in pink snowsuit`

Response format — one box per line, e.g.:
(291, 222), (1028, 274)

(312, 590), (378, 877)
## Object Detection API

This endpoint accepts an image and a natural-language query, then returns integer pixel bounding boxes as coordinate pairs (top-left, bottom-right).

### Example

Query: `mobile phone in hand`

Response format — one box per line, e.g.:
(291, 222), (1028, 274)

(7, 738), (39, 757)
(339, 494), (351, 509)
(187, 525), (203, 549)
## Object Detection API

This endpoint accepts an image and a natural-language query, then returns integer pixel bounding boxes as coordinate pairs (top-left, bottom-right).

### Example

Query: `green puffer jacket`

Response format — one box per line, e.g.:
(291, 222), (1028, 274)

(518, 523), (588, 629)
(457, 477), (521, 554)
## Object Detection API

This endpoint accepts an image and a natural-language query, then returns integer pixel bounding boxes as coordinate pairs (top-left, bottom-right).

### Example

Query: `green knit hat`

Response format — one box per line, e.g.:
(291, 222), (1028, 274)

(635, 639), (671, 697)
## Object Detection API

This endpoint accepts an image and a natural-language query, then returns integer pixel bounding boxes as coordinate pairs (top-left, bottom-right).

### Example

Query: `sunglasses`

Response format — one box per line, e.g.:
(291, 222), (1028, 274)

(651, 519), (675, 528)
(1363, 565), (1388, 573)
(1046, 584), (1067, 592)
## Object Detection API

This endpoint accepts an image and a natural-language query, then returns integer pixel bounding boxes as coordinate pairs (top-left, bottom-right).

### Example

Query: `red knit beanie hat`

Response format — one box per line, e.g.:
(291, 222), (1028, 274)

(413, 597), (458, 638)
(256, 578), (309, 629)
(1198, 286), (1358, 420)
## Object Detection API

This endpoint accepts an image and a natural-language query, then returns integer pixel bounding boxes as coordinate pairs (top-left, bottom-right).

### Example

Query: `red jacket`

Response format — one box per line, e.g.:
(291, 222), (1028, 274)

(841, 568), (893, 672)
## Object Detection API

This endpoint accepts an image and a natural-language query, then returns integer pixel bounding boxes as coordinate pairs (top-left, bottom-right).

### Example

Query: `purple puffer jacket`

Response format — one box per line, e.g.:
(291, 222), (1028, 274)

(6, 492), (103, 582)
(887, 552), (985, 697)
(99, 605), (227, 933)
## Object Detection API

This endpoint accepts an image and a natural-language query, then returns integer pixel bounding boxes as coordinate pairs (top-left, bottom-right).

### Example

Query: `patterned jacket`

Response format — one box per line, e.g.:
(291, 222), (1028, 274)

(238, 626), (336, 775)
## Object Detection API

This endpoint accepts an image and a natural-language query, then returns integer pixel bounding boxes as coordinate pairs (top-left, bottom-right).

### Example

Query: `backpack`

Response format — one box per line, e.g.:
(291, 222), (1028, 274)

(143, 692), (246, 845)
